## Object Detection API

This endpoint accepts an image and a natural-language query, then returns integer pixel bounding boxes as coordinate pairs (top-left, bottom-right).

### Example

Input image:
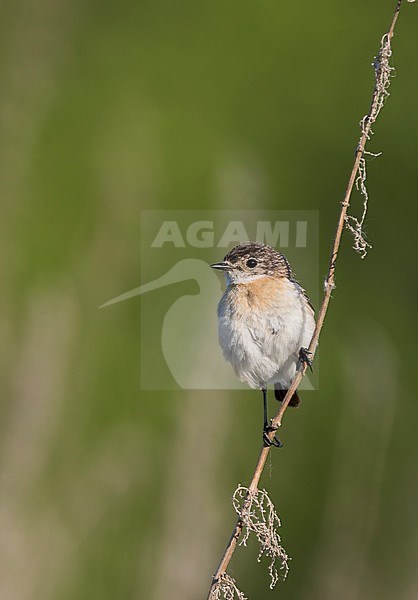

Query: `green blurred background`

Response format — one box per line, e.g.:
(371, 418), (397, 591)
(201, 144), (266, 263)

(1, 1), (417, 599)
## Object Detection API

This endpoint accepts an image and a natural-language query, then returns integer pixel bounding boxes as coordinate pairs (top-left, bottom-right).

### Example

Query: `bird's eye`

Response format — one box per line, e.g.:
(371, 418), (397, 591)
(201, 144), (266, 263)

(246, 258), (258, 268)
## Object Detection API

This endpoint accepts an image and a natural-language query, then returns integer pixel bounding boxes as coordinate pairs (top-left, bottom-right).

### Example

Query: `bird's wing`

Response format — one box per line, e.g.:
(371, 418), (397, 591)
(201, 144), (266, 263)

(291, 278), (315, 314)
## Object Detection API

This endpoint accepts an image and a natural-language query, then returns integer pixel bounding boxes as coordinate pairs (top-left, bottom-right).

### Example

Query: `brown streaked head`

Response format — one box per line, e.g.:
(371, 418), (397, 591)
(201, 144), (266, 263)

(210, 241), (293, 283)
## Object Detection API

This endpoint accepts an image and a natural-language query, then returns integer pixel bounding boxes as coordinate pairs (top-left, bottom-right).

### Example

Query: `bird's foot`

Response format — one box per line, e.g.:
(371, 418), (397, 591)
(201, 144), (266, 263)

(263, 422), (283, 448)
(299, 347), (313, 371)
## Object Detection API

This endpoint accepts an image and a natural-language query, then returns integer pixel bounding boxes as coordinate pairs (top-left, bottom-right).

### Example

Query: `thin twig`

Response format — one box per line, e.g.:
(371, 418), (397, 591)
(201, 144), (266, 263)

(207, 1), (407, 596)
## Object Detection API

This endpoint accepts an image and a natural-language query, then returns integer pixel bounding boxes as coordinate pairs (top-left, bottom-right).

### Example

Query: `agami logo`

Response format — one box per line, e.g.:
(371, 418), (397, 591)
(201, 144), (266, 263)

(100, 211), (319, 391)
(151, 220), (309, 248)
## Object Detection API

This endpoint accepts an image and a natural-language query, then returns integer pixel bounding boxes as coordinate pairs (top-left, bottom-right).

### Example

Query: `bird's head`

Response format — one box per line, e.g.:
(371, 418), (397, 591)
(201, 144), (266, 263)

(210, 241), (293, 285)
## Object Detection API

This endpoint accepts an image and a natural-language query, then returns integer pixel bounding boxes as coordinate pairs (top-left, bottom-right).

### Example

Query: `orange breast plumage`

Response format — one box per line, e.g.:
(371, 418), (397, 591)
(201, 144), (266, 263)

(217, 276), (315, 389)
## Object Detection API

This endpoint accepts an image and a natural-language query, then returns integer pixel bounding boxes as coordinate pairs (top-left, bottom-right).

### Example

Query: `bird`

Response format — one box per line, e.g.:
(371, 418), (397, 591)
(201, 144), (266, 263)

(211, 241), (315, 447)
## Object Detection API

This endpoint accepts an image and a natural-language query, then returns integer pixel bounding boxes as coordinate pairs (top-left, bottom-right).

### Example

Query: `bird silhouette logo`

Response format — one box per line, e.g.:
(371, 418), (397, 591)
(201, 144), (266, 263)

(100, 259), (247, 389)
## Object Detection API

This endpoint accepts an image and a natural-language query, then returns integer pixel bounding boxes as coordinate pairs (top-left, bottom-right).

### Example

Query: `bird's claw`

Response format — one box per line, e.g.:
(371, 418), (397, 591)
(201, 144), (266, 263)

(299, 347), (313, 371)
(263, 423), (283, 448)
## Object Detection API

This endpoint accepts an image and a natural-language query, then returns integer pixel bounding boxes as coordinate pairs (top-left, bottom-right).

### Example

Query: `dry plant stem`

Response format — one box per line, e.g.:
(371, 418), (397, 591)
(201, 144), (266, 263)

(207, 1), (405, 596)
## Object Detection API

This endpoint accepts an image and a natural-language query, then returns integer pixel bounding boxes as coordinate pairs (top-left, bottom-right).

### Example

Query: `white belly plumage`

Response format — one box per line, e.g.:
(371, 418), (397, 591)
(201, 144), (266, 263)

(217, 278), (315, 389)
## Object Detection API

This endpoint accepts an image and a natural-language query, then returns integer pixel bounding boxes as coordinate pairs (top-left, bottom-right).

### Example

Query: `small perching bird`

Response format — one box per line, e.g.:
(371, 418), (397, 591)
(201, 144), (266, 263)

(211, 241), (315, 446)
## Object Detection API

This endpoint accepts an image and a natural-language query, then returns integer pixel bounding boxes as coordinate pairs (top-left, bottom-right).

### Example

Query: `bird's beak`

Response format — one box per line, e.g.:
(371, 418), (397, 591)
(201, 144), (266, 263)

(210, 261), (232, 271)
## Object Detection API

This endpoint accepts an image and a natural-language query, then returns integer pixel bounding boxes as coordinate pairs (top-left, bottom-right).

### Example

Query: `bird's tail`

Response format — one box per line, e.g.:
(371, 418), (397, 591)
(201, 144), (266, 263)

(274, 385), (300, 407)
